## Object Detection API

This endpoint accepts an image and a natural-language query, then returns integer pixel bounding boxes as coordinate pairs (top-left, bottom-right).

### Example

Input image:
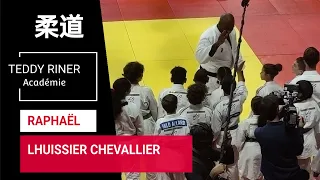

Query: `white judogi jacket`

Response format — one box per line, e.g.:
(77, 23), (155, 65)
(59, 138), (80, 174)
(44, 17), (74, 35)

(211, 83), (248, 145)
(256, 81), (283, 97)
(179, 104), (213, 128)
(115, 102), (143, 136)
(158, 84), (189, 119)
(126, 84), (157, 135)
(294, 99), (320, 159)
(236, 115), (262, 180)
(247, 81), (284, 118)
(290, 71), (320, 107)
(151, 114), (189, 180)
(195, 25), (245, 92)
(154, 114), (190, 136)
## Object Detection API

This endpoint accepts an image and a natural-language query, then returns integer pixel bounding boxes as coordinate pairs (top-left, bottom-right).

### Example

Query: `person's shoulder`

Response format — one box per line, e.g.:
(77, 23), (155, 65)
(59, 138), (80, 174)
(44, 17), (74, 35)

(203, 106), (213, 113)
(159, 87), (170, 97)
(140, 86), (154, 93)
(290, 76), (302, 84)
(200, 24), (217, 37)
(156, 117), (166, 124)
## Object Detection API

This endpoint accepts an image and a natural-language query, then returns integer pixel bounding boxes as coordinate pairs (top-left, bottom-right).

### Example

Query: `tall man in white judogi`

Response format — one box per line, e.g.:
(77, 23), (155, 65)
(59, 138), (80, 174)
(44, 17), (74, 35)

(196, 13), (245, 92)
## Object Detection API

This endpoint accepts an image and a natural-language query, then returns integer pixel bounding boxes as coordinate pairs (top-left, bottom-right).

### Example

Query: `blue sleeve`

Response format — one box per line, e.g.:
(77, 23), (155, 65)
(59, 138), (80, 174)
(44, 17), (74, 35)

(254, 127), (263, 141)
(295, 128), (304, 156)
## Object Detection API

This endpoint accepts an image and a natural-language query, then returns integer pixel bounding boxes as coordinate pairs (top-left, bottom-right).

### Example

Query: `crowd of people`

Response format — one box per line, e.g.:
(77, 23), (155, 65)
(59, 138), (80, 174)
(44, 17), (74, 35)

(111, 12), (320, 180)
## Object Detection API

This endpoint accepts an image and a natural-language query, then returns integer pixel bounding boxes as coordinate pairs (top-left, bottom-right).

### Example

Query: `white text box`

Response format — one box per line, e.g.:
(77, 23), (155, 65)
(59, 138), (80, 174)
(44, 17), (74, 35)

(20, 110), (96, 132)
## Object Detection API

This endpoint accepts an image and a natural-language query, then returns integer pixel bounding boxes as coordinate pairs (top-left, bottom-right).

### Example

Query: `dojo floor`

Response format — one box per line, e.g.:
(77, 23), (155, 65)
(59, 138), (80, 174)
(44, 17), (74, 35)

(100, 0), (320, 178)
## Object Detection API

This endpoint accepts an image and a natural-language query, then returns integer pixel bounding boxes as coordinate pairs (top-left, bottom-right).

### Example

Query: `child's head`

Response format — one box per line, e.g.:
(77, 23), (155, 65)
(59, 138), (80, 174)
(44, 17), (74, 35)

(292, 57), (306, 76)
(112, 78), (132, 118)
(251, 96), (263, 115)
(193, 68), (209, 84)
(187, 83), (208, 105)
(260, 63), (282, 81)
(303, 47), (319, 69)
(170, 66), (187, 84)
(217, 67), (232, 84)
(221, 74), (236, 96)
(162, 94), (178, 114)
(123, 61), (144, 84)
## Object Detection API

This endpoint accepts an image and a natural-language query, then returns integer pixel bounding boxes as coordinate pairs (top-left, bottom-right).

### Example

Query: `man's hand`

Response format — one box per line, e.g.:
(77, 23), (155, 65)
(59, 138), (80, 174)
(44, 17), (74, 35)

(217, 30), (229, 45)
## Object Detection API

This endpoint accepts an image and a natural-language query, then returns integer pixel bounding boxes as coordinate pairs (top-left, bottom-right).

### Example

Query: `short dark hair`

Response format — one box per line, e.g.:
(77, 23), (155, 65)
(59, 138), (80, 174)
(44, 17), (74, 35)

(296, 57), (306, 71)
(221, 75), (236, 95)
(171, 66), (187, 84)
(187, 83), (208, 105)
(251, 96), (263, 115)
(189, 123), (213, 150)
(193, 69), (209, 84)
(258, 94), (279, 127)
(297, 80), (313, 101)
(112, 78), (131, 118)
(303, 47), (319, 69)
(217, 67), (232, 81)
(123, 61), (144, 84)
(162, 94), (178, 114)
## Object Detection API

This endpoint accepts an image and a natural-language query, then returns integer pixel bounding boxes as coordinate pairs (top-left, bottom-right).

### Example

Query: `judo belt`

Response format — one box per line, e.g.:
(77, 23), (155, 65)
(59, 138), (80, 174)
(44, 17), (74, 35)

(221, 124), (238, 131)
(200, 66), (217, 77)
(301, 128), (312, 134)
(245, 137), (258, 142)
(143, 113), (152, 120)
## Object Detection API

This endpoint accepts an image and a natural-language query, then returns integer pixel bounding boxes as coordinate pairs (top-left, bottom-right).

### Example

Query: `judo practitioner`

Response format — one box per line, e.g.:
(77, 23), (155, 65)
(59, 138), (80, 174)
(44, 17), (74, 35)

(236, 96), (263, 180)
(196, 13), (245, 92)
(158, 66), (189, 119)
(247, 63), (284, 118)
(154, 94), (190, 180)
(123, 61), (158, 135)
(179, 83), (213, 127)
(294, 80), (320, 175)
(256, 63), (283, 97)
(112, 78), (143, 180)
(290, 47), (320, 149)
(211, 74), (248, 180)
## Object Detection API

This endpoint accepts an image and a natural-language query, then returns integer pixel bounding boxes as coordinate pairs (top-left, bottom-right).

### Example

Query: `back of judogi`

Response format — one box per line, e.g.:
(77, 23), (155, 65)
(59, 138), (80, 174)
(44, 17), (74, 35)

(236, 115), (262, 180)
(294, 99), (320, 158)
(158, 84), (189, 119)
(154, 114), (190, 136)
(126, 84), (158, 134)
(152, 114), (189, 180)
(115, 102), (144, 136)
(211, 82), (248, 141)
(179, 105), (213, 128)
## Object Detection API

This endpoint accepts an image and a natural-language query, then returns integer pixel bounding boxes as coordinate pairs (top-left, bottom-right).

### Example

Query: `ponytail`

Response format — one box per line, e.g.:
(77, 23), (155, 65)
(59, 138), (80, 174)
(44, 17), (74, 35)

(263, 63), (283, 80)
(112, 78), (131, 119)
